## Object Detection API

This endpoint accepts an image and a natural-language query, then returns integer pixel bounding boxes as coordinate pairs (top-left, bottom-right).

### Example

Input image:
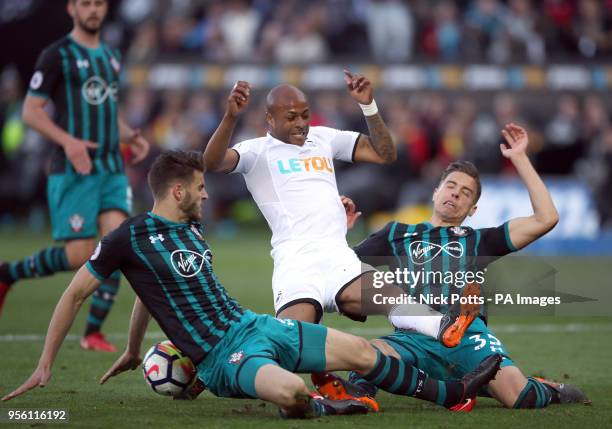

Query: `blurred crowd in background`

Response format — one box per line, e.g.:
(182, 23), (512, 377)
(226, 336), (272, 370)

(113, 0), (612, 64)
(1, 0), (612, 230)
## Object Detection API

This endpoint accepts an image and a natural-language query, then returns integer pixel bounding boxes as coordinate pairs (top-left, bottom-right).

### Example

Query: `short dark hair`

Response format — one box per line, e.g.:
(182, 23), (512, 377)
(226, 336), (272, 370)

(147, 150), (204, 199)
(439, 160), (481, 202)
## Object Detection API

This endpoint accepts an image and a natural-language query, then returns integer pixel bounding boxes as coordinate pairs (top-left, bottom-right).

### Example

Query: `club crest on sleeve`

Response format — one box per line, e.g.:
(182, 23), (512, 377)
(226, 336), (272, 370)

(30, 71), (43, 90)
(69, 214), (84, 232)
(228, 350), (244, 364)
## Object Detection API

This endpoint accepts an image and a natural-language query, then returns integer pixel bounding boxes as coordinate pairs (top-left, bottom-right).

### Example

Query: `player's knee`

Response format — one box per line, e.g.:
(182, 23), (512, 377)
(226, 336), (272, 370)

(65, 250), (89, 268)
(65, 241), (96, 268)
(370, 338), (401, 360)
(337, 281), (360, 306)
(347, 336), (377, 372)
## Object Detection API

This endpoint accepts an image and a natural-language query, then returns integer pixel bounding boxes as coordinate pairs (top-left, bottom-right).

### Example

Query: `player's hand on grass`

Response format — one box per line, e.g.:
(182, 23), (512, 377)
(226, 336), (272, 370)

(99, 351), (142, 385)
(226, 81), (251, 118)
(341, 195), (362, 230)
(64, 137), (98, 174)
(500, 123), (528, 159)
(127, 129), (150, 164)
(1, 366), (51, 401)
(344, 69), (374, 105)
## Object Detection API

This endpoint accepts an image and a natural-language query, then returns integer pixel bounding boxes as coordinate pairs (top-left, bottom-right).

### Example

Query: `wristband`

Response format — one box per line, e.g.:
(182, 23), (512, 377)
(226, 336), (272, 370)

(359, 99), (378, 116)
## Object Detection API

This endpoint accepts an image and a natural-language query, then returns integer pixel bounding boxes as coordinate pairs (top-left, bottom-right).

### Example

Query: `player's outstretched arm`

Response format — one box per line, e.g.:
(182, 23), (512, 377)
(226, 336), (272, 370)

(100, 297), (150, 385)
(1, 266), (101, 402)
(343, 70), (396, 165)
(501, 123), (559, 250)
(22, 95), (98, 175)
(204, 81), (251, 173)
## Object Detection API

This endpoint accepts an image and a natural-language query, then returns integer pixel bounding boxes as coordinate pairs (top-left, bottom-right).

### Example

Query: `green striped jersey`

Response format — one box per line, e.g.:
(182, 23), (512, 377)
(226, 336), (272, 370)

(28, 35), (123, 174)
(86, 213), (245, 365)
(353, 221), (517, 320)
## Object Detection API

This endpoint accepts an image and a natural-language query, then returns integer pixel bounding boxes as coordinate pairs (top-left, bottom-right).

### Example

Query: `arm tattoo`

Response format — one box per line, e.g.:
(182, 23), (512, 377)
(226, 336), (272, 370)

(364, 113), (396, 163)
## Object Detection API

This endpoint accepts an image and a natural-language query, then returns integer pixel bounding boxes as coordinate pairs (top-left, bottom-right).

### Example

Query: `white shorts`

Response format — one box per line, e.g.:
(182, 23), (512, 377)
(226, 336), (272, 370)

(271, 240), (374, 321)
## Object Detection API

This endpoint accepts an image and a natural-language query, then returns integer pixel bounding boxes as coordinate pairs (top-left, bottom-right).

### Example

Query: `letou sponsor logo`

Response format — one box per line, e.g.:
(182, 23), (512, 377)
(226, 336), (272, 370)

(408, 241), (464, 265)
(277, 156), (334, 174)
(170, 250), (205, 278)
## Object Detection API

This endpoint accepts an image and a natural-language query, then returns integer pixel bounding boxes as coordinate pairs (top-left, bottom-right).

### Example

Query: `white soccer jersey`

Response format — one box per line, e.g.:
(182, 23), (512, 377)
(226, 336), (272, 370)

(231, 126), (360, 250)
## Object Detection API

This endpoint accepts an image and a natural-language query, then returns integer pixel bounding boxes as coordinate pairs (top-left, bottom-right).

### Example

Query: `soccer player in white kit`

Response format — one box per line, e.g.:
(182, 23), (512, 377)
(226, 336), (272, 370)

(204, 71), (479, 348)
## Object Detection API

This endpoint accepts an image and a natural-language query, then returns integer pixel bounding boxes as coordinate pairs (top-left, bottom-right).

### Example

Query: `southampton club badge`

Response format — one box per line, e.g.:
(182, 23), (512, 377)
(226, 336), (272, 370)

(69, 214), (84, 232)
(228, 350), (244, 364)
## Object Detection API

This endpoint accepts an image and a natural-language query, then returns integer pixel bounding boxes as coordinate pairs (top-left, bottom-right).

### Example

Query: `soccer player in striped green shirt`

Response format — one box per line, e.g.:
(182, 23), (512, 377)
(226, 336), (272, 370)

(0, 0), (150, 352)
(318, 124), (587, 409)
(2, 150), (502, 416)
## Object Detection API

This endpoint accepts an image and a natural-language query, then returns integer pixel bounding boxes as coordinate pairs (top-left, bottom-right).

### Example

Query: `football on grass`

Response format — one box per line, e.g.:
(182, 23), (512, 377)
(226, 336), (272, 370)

(142, 340), (196, 396)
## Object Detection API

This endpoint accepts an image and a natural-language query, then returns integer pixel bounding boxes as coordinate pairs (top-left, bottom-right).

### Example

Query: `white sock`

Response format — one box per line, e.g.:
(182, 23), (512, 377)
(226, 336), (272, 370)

(388, 304), (442, 338)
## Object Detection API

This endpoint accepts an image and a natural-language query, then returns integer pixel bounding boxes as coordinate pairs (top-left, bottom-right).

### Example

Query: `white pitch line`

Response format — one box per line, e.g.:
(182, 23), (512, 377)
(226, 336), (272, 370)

(1, 323), (611, 342)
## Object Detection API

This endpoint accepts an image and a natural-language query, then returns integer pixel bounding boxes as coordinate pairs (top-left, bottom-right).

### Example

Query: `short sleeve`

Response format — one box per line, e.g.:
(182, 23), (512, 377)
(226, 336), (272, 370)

(230, 140), (259, 175)
(353, 222), (394, 266)
(28, 47), (62, 99)
(86, 226), (127, 280)
(314, 126), (361, 163)
(477, 221), (518, 259)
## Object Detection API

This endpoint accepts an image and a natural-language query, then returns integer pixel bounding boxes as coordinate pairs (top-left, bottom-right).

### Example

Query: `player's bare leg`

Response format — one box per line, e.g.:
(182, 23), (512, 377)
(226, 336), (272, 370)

(336, 272), (479, 347)
(276, 302), (319, 324)
(487, 366), (528, 407)
(80, 210), (127, 353)
(487, 365), (588, 408)
(254, 364), (368, 417)
(65, 238), (97, 268)
(320, 327), (501, 412)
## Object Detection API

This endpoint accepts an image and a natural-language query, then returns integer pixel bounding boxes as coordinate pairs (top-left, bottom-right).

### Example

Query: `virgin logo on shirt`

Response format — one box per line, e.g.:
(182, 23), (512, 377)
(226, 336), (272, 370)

(408, 241), (464, 265)
(81, 76), (118, 105)
(170, 249), (212, 278)
(170, 250), (205, 278)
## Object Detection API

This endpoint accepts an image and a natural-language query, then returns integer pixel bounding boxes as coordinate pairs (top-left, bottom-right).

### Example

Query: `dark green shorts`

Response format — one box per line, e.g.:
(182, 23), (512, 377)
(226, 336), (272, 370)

(47, 173), (131, 241)
(380, 318), (515, 381)
(197, 311), (328, 398)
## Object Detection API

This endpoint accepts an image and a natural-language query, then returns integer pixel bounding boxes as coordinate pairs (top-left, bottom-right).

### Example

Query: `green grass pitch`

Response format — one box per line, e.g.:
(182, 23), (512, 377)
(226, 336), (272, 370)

(0, 228), (610, 428)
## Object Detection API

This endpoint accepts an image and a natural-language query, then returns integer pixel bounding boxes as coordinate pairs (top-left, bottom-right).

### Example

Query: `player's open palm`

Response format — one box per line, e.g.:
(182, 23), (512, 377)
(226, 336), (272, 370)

(99, 351), (142, 385)
(344, 70), (373, 105)
(500, 123), (528, 159)
(64, 137), (98, 174)
(226, 81), (251, 118)
(1, 366), (51, 401)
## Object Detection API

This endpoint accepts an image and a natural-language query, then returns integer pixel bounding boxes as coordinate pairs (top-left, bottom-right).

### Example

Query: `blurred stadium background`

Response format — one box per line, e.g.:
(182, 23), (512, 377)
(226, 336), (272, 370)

(0, 0), (611, 256)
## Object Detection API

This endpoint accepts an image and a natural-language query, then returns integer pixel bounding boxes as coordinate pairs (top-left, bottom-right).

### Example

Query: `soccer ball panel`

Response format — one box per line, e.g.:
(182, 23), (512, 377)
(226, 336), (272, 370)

(142, 340), (196, 397)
